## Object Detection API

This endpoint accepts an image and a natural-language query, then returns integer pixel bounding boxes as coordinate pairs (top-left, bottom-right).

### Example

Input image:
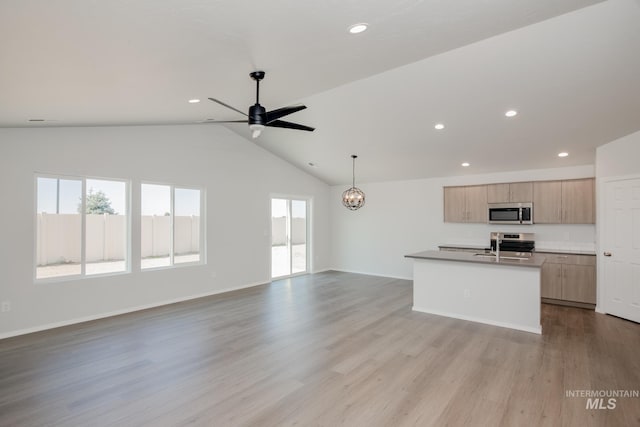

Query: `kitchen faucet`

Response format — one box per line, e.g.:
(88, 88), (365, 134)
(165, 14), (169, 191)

(493, 232), (501, 262)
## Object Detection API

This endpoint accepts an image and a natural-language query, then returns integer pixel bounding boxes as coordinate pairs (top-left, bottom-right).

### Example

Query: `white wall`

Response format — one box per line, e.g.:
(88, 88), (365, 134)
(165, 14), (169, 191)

(330, 165), (596, 279)
(596, 130), (640, 178)
(0, 125), (330, 337)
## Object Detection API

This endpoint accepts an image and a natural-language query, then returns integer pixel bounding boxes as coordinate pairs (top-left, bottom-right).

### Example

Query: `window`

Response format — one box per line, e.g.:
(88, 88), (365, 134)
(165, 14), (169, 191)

(36, 175), (129, 280)
(141, 184), (202, 269)
(85, 179), (128, 275)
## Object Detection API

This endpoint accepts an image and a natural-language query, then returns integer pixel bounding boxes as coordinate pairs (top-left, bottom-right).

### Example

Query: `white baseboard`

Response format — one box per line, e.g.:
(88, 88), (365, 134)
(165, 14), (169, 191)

(329, 268), (412, 281)
(412, 305), (542, 335)
(0, 281), (267, 340)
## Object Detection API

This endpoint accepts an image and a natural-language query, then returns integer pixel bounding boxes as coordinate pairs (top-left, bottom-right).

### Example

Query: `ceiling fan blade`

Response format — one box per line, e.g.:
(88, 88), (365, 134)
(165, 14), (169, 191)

(265, 105), (307, 123)
(208, 98), (248, 117)
(199, 119), (248, 124)
(266, 120), (315, 132)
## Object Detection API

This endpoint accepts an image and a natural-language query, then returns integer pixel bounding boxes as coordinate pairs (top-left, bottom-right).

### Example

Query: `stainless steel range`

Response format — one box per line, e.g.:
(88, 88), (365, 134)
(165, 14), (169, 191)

(490, 232), (535, 257)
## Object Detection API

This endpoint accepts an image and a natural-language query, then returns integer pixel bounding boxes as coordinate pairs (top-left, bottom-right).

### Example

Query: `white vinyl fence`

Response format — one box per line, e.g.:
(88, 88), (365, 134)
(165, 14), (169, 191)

(271, 217), (307, 246)
(140, 215), (200, 258)
(36, 213), (200, 266)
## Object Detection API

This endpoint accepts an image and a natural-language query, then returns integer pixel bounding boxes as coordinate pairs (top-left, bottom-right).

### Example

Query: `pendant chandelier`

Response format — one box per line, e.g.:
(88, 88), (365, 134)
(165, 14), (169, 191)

(342, 154), (365, 210)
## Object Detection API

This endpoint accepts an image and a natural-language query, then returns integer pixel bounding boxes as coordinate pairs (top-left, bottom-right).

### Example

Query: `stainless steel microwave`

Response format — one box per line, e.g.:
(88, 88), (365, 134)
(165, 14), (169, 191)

(488, 202), (533, 225)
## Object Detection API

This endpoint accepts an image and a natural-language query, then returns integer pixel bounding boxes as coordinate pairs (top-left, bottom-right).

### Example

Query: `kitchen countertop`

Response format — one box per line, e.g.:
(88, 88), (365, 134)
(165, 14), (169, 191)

(406, 250), (546, 268)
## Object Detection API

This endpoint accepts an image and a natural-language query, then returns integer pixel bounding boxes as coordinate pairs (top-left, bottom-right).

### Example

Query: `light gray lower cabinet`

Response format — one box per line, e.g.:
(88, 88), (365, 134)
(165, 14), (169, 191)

(541, 253), (596, 306)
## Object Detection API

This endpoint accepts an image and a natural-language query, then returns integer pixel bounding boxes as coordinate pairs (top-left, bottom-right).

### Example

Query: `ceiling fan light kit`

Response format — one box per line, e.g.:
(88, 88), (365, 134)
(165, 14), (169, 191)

(207, 71), (314, 138)
(342, 155), (365, 211)
(249, 124), (265, 139)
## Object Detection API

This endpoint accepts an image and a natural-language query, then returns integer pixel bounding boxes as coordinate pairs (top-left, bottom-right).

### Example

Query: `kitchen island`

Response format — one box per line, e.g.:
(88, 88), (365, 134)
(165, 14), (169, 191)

(405, 250), (546, 334)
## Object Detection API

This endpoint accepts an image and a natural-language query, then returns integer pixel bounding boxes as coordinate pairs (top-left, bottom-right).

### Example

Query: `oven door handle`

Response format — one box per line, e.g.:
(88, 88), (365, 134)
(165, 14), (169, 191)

(518, 208), (523, 223)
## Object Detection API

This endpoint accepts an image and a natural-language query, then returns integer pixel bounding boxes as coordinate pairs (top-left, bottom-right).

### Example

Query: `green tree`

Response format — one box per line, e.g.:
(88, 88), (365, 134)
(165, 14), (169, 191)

(80, 188), (117, 214)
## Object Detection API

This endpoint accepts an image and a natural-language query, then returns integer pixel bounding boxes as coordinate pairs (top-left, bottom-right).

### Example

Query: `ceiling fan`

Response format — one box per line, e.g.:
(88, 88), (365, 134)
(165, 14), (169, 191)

(207, 71), (315, 139)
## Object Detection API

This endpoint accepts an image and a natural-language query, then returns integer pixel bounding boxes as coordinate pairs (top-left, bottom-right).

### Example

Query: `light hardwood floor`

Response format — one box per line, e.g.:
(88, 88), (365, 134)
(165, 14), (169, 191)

(1, 271), (639, 426)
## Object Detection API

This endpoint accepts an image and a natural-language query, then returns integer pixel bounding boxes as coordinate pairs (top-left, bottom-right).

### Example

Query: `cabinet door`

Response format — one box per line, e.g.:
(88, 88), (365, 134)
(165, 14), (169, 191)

(465, 185), (488, 223)
(562, 179), (595, 224)
(533, 181), (562, 223)
(487, 184), (510, 203)
(444, 187), (466, 223)
(562, 264), (596, 303)
(541, 263), (563, 299)
(509, 182), (533, 202)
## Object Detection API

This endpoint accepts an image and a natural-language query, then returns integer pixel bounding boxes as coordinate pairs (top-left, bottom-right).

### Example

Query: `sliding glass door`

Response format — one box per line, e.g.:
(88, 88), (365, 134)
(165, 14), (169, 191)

(271, 198), (308, 278)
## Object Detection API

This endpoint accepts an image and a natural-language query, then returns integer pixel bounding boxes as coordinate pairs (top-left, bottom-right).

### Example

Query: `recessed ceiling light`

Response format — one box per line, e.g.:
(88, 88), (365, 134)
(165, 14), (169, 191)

(434, 123), (445, 130)
(461, 162), (470, 167)
(505, 110), (518, 118)
(558, 152), (569, 158)
(188, 99), (201, 104)
(349, 23), (368, 34)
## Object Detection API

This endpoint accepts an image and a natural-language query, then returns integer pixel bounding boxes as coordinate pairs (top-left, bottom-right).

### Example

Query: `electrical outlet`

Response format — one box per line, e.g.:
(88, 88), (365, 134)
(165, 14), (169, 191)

(1, 301), (10, 312)
(463, 289), (471, 298)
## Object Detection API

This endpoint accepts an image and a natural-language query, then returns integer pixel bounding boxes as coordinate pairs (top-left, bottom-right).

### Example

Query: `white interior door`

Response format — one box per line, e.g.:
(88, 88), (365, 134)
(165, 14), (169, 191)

(602, 178), (640, 323)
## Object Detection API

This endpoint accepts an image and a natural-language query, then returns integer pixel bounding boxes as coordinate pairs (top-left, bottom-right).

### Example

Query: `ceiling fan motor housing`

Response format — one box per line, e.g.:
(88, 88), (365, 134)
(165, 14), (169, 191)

(249, 104), (266, 125)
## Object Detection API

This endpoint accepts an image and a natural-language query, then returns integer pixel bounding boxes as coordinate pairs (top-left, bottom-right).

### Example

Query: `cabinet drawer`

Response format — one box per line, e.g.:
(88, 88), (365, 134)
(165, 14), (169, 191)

(541, 254), (596, 266)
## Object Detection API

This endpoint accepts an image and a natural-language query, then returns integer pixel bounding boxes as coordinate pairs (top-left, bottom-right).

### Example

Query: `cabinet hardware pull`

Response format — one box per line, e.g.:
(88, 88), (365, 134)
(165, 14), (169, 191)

(603, 252), (612, 257)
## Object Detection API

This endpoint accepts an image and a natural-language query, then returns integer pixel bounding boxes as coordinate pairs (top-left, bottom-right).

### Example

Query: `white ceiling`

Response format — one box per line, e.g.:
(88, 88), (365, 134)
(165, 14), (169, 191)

(2, 0), (639, 185)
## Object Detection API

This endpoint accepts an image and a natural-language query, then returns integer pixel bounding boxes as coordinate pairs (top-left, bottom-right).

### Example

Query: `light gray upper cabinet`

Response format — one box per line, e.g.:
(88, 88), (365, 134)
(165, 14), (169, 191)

(509, 182), (533, 202)
(533, 178), (595, 224)
(443, 186), (466, 223)
(533, 181), (562, 223)
(465, 185), (488, 223)
(487, 184), (510, 204)
(443, 185), (487, 223)
(561, 178), (595, 224)
(487, 182), (533, 203)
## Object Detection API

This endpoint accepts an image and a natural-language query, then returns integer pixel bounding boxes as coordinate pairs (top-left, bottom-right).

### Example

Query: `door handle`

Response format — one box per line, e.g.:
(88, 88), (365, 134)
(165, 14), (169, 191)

(603, 252), (612, 257)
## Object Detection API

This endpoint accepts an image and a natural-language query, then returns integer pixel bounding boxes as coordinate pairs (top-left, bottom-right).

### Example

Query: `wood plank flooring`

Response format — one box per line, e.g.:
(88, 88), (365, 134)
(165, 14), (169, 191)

(1, 271), (639, 426)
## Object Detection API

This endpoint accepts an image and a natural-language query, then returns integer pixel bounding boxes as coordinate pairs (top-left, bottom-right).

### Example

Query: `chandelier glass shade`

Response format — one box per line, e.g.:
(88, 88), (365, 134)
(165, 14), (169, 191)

(342, 155), (365, 210)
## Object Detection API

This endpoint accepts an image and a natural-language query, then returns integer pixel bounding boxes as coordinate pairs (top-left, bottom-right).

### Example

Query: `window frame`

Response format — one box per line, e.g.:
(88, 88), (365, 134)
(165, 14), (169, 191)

(34, 173), (131, 283)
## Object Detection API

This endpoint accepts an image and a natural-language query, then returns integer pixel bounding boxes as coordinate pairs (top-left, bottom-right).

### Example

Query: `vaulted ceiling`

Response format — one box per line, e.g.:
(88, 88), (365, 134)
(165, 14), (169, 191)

(2, 0), (639, 184)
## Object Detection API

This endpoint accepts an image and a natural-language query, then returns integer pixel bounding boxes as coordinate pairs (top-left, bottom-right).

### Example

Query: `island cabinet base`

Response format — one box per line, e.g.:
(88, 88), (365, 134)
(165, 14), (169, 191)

(412, 258), (542, 334)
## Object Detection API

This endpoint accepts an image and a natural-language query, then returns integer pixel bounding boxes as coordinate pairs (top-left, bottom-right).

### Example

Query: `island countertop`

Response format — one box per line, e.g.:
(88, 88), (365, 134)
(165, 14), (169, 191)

(405, 250), (546, 268)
